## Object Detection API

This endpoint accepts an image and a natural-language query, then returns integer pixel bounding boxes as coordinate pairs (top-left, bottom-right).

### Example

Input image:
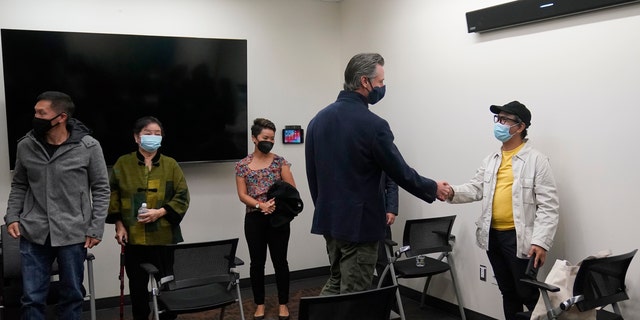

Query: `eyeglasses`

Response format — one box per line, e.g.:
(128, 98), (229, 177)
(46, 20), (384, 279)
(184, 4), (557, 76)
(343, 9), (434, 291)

(493, 115), (521, 125)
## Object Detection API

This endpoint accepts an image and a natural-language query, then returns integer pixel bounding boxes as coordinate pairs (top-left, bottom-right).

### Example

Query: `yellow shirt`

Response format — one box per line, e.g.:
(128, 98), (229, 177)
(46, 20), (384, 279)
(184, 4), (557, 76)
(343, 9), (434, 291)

(491, 142), (525, 230)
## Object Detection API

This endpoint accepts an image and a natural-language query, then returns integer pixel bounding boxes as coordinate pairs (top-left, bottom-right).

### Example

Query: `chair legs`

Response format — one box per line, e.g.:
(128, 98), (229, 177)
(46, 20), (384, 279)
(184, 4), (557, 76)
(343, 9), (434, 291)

(149, 273), (161, 320)
(86, 256), (97, 320)
(379, 246), (407, 320)
(379, 245), (466, 320)
(419, 275), (433, 307)
(388, 263), (407, 320)
(233, 274), (246, 320)
(418, 253), (466, 320)
(446, 254), (466, 320)
(146, 273), (245, 320)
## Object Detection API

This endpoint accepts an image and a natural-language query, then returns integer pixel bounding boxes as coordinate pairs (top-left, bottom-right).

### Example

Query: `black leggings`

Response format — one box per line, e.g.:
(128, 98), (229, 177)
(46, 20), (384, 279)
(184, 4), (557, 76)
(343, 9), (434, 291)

(244, 212), (291, 305)
(124, 245), (173, 320)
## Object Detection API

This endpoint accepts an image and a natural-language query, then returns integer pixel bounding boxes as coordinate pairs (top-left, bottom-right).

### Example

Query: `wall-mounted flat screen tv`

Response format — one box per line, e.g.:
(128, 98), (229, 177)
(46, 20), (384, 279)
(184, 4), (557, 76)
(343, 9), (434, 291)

(1, 29), (248, 169)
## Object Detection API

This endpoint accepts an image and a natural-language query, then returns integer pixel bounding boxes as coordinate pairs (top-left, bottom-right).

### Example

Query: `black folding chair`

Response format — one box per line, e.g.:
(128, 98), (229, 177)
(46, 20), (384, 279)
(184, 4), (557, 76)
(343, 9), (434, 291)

(141, 238), (245, 320)
(0, 224), (96, 320)
(378, 215), (466, 320)
(298, 285), (397, 320)
(518, 249), (637, 320)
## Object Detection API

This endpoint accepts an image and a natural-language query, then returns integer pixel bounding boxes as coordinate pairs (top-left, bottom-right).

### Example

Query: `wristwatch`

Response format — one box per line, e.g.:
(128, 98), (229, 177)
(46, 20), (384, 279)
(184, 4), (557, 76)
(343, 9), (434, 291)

(255, 202), (260, 209)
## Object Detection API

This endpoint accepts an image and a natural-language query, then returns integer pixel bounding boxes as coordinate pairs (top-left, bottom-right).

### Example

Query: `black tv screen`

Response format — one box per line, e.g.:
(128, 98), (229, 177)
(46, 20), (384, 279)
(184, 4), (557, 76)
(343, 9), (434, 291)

(1, 29), (248, 169)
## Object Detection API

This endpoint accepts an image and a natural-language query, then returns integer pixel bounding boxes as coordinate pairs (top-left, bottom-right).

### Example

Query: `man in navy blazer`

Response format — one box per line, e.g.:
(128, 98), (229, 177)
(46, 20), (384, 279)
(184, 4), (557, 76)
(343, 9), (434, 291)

(305, 53), (449, 295)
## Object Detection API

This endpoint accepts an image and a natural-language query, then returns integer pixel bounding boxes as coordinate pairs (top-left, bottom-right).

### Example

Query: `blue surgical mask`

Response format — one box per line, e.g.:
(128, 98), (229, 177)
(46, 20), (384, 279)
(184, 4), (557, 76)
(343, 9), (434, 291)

(140, 135), (162, 152)
(493, 123), (515, 142)
(366, 79), (386, 105)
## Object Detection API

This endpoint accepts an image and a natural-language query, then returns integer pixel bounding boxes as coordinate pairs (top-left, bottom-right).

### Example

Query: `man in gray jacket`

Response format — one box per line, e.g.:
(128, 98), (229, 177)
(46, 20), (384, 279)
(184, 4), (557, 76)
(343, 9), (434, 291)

(4, 91), (110, 320)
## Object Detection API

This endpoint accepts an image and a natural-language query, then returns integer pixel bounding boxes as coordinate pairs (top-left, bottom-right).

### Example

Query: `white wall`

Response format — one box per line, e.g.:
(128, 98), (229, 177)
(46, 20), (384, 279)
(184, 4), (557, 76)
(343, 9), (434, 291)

(2, 0), (640, 319)
(0, 0), (342, 301)
(340, 0), (640, 318)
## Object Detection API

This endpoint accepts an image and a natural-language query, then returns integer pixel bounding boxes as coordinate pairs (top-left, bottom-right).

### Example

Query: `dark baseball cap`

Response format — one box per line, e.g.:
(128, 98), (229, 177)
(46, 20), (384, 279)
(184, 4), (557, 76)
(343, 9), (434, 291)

(490, 101), (531, 128)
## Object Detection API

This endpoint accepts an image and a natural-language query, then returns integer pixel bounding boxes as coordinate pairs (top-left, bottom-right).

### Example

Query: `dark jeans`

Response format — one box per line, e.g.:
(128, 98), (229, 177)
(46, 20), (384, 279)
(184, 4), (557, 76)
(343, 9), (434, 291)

(487, 229), (539, 320)
(20, 237), (86, 320)
(124, 245), (173, 320)
(244, 212), (291, 305)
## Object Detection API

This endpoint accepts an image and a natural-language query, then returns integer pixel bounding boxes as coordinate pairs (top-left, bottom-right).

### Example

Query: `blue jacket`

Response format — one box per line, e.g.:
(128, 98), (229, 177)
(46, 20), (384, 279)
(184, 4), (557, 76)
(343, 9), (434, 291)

(381, 173), (399, 215)
(306, 91), (437, 243)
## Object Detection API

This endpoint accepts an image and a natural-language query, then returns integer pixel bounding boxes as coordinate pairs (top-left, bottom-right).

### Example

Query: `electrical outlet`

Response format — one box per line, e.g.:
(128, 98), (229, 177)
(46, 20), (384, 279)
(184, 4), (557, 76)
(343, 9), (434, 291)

(480, 265), (487, 281)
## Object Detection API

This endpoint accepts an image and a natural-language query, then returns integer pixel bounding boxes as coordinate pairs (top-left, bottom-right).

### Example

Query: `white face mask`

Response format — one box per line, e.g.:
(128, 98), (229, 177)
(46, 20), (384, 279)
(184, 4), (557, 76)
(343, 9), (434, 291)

(140, 135), (162, 152)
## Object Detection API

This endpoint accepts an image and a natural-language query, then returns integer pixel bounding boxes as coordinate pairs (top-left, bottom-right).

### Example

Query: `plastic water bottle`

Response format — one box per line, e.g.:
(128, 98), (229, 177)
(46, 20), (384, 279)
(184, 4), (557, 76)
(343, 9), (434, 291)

(137, 203), (148, 221)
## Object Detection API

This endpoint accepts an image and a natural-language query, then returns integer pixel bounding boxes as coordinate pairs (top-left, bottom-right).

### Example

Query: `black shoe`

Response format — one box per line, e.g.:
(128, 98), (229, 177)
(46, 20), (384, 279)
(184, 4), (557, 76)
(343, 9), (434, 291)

(253, 316), (264, 320)
(279, 316), (290, 320)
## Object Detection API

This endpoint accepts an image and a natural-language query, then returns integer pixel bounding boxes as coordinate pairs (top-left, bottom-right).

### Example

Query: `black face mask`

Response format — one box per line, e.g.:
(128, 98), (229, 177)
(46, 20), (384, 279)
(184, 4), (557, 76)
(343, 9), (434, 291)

(366, 78), (386, 105)
(32, 113), (63, 136)
(257, 141), (274, 154)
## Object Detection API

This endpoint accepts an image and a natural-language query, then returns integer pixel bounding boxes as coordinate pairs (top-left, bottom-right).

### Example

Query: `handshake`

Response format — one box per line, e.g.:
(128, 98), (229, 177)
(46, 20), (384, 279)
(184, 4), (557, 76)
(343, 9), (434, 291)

(436, 181), (454, 202)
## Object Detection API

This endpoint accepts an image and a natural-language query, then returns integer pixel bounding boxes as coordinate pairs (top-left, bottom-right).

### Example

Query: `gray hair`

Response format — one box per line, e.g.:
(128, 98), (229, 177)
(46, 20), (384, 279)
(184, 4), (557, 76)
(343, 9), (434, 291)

(343, 53), (385, 91)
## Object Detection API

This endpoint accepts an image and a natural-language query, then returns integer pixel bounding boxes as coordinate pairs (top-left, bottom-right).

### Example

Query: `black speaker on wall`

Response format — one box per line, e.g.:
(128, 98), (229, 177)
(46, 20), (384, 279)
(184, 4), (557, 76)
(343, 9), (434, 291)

(466, 0), (640, 33)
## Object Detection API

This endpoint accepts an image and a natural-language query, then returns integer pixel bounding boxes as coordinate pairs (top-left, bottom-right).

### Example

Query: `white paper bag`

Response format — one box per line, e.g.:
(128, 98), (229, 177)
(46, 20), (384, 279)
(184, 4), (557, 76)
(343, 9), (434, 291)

(530, 250), (611, 320)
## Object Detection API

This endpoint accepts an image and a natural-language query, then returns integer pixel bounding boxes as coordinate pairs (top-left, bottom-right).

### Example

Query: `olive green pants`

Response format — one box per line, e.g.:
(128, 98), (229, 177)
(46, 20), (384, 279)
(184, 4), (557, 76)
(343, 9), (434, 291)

(320, 235), (379, 295)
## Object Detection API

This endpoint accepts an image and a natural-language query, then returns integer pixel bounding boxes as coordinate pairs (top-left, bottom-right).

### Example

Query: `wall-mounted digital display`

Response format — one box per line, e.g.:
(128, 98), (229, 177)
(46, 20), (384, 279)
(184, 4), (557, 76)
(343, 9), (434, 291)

(1, 29), (248, 169)
(282, 126), (304, 144)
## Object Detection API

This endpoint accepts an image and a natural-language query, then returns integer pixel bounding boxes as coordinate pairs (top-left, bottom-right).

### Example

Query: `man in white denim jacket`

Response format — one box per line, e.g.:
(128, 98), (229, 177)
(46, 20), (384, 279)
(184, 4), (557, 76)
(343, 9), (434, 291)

(446, 101), (559, 320)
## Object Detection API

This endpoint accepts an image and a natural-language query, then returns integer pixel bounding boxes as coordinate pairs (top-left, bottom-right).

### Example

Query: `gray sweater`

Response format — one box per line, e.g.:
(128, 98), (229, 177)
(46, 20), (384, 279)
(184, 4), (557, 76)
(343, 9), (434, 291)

(4, 118), (110, 246)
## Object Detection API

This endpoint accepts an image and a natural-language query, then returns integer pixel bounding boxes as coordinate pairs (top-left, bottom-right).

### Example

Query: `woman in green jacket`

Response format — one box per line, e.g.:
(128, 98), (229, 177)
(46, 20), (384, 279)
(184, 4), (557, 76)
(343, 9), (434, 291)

(107, 116), (190, 320)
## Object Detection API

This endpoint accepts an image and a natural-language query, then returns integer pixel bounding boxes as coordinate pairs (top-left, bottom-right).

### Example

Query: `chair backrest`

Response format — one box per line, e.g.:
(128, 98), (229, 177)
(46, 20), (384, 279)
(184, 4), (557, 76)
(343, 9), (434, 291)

(1, 224), (23, 312)
(1, 225), (60, 279)
(1, 225), (22, 280)
(573, 249), (637, 312)
(1, 225), (68, 302)
(298, 285), (397, 320)
(402, 215), (456, 256)
(163, 238), (239, 291)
